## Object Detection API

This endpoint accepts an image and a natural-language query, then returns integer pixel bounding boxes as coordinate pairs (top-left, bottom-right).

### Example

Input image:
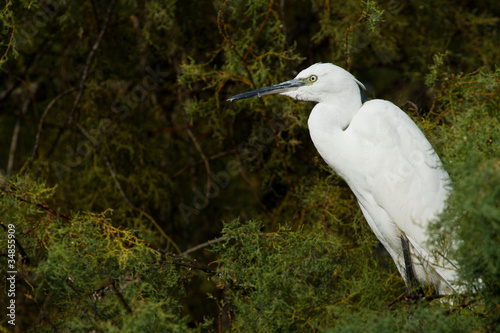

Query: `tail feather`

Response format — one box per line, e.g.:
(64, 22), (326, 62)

(405, 234), (459, 295)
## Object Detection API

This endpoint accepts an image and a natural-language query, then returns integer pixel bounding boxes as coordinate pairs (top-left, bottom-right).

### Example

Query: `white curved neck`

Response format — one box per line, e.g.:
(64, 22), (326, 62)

(308, 96), (362, 133)
(307, 95), (362, 179)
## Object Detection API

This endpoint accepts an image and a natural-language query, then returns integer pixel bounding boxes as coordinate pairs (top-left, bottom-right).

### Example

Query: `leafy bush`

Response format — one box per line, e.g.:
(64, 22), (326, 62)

(1, 0), (498, 331)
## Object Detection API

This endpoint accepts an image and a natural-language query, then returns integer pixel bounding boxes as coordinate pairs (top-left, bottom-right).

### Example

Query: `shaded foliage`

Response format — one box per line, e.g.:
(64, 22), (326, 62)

(428, 66), (500, 326)
(0, 0), (499, 331)
(1, 177), (194, 331)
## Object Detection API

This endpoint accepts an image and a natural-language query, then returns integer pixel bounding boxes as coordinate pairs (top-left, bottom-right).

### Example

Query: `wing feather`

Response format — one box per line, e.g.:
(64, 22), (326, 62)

(348, 100), (456, 293)
(350, 100), (450, 244)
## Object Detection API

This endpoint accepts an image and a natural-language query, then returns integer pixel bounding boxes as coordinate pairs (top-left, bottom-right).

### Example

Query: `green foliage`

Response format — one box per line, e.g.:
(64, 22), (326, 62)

(363, 1), (385, 32)
(0, 0), (499, 331)
(325, 305), (483, 333)
(1, 177), (193, 331)
(429, 67), (500, 326)
(212, 220), (485, 332)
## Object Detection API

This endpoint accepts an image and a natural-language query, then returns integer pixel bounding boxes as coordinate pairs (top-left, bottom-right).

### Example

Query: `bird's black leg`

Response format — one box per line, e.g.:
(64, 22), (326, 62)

(401, 234), (424, 298)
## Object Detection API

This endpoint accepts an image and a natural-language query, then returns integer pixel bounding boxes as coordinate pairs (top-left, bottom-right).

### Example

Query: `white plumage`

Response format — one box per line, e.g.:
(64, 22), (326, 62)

(228, 63), (458, 295)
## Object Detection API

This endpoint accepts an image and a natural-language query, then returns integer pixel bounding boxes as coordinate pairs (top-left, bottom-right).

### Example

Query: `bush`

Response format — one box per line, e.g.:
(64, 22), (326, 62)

(1, 0), (498, 331)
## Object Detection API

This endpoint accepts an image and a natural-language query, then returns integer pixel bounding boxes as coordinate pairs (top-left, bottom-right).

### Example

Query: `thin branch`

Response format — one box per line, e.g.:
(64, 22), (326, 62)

(321, 183), (330, 234)
(168, 252), (216, 273)
(146, 124), (189, 134)
(110, 280), (133, 313)
(291, 184), (305, 226)
(35, 291), (52, 325)
(23, 87), (77, 174)
(7, 93), (30, 177)
(90, 0), (102, 31)
(0, 81), (19, 103)
(266, 115), (300, 215)
(119, 276), (141, 292)
(0, 223), (30, 264)
(0, 169), (7, 187)
(228, 122), (274, 218)
(242, 0), (274, 61)
(181, 236), (230, 256)
(218, 0), (299, 214)
(35, 291), (60, 332)
(1, 190), (72, 220)
(138, 208), (181, 253)
(0, 0), (15, 64)
(43, 0), (117, 162)
(445, 299), (475, 314)
(344, 11), (368, 71)
(102, 152), (180, 253)
(184, 120), (212, 205)
(387, 291), (445, 308)
(141, 239), (215, 273)
(172, 149), (236, 178)
(103, 154), (135, 210)
(1, 188), (212, 273)
(402, 100), (420, 118)
(64, 117), (181, 252)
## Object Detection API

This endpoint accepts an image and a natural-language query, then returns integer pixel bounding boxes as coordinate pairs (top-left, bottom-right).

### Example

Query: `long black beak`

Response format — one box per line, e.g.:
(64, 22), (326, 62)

(227, 79), (304, 102)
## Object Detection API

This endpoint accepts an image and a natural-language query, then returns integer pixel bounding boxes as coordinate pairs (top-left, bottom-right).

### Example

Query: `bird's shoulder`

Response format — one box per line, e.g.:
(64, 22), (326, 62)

(350, 99), (429, 149)
(352, 99), (412, 131)
(349, 99), (449, 237)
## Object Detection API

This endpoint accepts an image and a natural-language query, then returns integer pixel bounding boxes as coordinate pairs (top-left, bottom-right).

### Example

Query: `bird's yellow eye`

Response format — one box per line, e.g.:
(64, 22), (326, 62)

(309, 75), (318, 82)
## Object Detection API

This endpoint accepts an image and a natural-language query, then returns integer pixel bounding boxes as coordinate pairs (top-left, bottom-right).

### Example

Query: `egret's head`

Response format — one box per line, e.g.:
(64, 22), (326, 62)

(227, 63), (365, 104)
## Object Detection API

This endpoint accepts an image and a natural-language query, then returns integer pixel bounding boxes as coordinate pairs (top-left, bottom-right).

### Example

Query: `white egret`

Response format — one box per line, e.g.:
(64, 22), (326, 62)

(228, 63), (458, 295)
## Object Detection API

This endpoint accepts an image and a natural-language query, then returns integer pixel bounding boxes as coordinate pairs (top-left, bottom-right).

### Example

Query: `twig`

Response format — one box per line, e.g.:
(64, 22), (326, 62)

(344, 11), (368, 71)
(172, 149), (236, 178)
(7, 92), (30, 177)
(110, 280), (133, 313)
(0, 169), (7, 188)
(103, 154), (135, 210)
(291, 184), (304, 226)
(35, 291), (52, 325)
(119, 276), (141, 292)
(23, 87), (77, 174)
(184, 120), (212, 205)
(403, 100), (420, 118)
(228, 122), (274, 218)
(264, 115), (298, 214)
(43, 0), (117, 161)
(218, 0), (299, 214)
(387, 293), (406, 308)
(0, 81), (19, 103)
(35, 291), (60, 332)
(2, 188), (212, 273)
(0, 223), (30, 264)
(387, 291), (445, 308)
(1, 190), (72, 220)
(278, 0), (288, 48)
(168, 253), (216, 273)
(242, 0), (274, 60)
(445, 299), (474, 314)
(34, 109), (181, 253)
(102, 152), (180, 252)
(181, 236), (230, 256)
(0, 0), (15, 64)
(89, 0), (102, 31)
(321, 184), (330, 234)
